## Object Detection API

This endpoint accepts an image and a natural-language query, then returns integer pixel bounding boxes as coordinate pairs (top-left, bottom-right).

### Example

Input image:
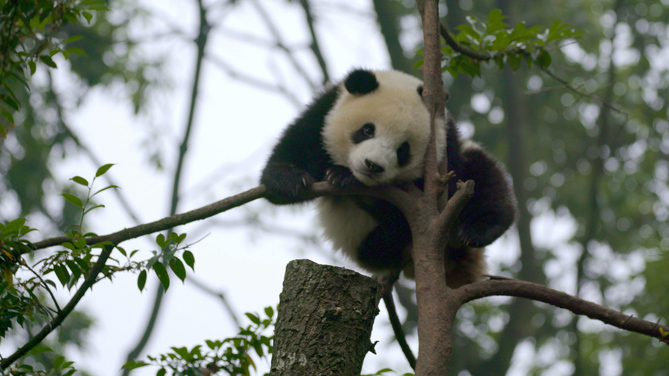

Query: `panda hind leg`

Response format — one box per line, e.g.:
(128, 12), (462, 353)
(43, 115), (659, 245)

(452, 146), (517, 248)
(444, 245), (487, 288)
(356, 222), (412, 273)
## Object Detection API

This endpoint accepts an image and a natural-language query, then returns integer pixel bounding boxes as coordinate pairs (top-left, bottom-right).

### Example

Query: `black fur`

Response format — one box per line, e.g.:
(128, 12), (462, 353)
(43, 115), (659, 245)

(260, 69), (516, 279)
(344, 69), (379, 95)
(260, 85), (339, 204)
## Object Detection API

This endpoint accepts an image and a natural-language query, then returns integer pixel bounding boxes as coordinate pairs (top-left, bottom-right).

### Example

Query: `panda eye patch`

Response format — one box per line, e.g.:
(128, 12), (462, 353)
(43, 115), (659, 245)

(351, 123), (375, 144)
(397, 141), (410, 167)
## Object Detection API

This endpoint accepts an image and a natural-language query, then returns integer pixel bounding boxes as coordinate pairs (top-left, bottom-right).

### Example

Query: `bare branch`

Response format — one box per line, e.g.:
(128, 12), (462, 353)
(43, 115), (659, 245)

(456, 278), (669, 346)
(382, 288), (417, 370)
(249, 0), (315, 91)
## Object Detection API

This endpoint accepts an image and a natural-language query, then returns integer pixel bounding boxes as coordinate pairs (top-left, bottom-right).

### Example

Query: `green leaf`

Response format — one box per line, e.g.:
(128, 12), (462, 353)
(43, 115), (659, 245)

(81, 11), (93, 23)
(535, 48), (552, 69)
(62, 193), (83, 207)
(5, 218), (27, 234)
(28, 60), (36, 75)
(485, 9), (507, 35)
(65, 47), (86, 56)
(156, 233), (166, 248)
(245, 312), (261, 325)
(177, 233), (187, 243)
(169, 257), (186, 283)
(90, 184), (119, 198)
(54, 265), (70, 286)
(95, 163), (114, 177)
(456, 24), (482, 44)
(121, 360), (150, 371)
(157, 368), (167, 376)
(117, 246), (127, 257)
(507, 52), (522, 71)
(71, 176), (89, 187)
(29, 345), (53, 356)
(1, 92), (20, 111)
(39, 55), (57, 68)
(205, 340), (217, 350)
(183, 250), (195, 271)
(83, 204), (105, 216)
(63, 35), (84, 44)
(264, 306), (274, 319)
(137, 269), (147, 291)
(53, 355), (65, 369)
(153, 263), (170, 290)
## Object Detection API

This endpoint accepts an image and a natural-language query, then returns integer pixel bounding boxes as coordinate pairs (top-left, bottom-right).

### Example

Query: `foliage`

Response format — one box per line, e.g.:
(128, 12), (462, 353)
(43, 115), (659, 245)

(0, 165), (112, 341)
(139, 231), (195, 292)
(439, 9), (582, 77)
(0, 0), (166, 223)
(3, 346), (78, 376)
(0, 0), (108, 135)
(123, 307), (275, 376)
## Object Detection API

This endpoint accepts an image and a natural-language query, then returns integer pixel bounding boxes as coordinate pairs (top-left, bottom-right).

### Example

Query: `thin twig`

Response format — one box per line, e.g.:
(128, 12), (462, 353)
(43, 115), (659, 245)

(249, 0), (315, 91)
(382, 288), (417, 370)
(21, 260), (61, 314)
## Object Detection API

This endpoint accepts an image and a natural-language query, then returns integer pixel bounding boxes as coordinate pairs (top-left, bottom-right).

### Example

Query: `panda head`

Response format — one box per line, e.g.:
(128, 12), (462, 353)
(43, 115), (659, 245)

(323, 69), (446, 186)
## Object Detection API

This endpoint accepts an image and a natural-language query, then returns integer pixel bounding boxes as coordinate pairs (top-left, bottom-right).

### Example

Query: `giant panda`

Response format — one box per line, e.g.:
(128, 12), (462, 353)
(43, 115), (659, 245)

(260, 68), (516, 288)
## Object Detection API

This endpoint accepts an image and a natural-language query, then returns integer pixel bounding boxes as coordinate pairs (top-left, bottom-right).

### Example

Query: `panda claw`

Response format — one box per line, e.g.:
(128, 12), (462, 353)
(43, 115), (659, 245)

(326, 166), (361, 188)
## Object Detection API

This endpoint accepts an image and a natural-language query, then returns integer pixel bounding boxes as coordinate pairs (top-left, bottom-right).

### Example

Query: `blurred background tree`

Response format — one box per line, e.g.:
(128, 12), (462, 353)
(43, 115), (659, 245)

(1, 0), (667, 375)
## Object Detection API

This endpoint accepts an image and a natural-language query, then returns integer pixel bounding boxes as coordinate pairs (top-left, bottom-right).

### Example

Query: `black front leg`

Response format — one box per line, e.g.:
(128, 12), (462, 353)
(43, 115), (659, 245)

(261, 162), (315, 205)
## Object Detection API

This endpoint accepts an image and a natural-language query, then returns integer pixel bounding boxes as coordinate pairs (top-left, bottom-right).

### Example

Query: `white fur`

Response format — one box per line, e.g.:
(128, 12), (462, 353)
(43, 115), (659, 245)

(317, 196), (378, 262)
(322, 70), (447, 185)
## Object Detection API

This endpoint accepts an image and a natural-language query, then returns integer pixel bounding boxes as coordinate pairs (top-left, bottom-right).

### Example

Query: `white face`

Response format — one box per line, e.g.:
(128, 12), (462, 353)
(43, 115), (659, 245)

(323, 70), (446, 186)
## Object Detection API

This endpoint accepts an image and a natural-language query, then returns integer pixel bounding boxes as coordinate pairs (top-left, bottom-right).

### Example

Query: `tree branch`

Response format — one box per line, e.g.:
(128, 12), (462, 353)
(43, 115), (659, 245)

(296, 0), (329, 85)
(1, 243), (115, 370)
(382, 287), (417, 370)
(456, 278), (669, 345)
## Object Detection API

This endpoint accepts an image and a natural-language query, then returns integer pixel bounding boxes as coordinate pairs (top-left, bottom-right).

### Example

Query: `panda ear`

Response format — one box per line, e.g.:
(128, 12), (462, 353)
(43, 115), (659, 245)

(344, 69), (379, 95)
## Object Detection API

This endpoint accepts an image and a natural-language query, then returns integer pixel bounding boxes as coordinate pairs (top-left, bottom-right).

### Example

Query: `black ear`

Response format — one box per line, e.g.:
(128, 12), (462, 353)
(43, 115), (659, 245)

(344, 69), (379, 95)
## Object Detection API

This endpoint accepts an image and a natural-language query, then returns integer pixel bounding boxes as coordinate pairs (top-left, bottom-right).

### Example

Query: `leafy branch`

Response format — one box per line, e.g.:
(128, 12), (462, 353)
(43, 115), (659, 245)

(437, 9), (625, 116)
(123, 307), (275, 376)
(0, 0), (108, 135)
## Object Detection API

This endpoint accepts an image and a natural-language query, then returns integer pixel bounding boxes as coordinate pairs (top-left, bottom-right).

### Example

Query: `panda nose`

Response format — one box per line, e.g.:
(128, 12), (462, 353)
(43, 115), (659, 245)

(365, 159), (385, 174)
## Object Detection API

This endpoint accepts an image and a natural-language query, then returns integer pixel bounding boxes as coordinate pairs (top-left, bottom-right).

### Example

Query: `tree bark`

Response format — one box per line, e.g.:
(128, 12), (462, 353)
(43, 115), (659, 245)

(270, 259), (381, 376)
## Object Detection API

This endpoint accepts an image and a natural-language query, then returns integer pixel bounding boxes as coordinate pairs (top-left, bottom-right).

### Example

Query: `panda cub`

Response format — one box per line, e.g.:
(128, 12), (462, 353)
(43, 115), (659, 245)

(261, 69), (516, 287)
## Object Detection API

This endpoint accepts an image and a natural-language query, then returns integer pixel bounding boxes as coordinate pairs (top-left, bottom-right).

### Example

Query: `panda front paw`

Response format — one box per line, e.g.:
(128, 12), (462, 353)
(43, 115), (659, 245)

(325, 165), (363, 188)
(261, 163), (314, 204)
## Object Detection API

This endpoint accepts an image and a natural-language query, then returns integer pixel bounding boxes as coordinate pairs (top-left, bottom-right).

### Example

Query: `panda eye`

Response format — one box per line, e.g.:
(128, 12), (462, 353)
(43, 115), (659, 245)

(397, 141), (410, 167)
(351, 123), (375, 144)
(362, 123), (375, 136)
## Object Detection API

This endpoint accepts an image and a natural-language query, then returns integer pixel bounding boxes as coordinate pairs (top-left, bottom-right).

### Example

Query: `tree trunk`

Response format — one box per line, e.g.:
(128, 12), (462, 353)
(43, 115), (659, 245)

(270, 259), (381, 376)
